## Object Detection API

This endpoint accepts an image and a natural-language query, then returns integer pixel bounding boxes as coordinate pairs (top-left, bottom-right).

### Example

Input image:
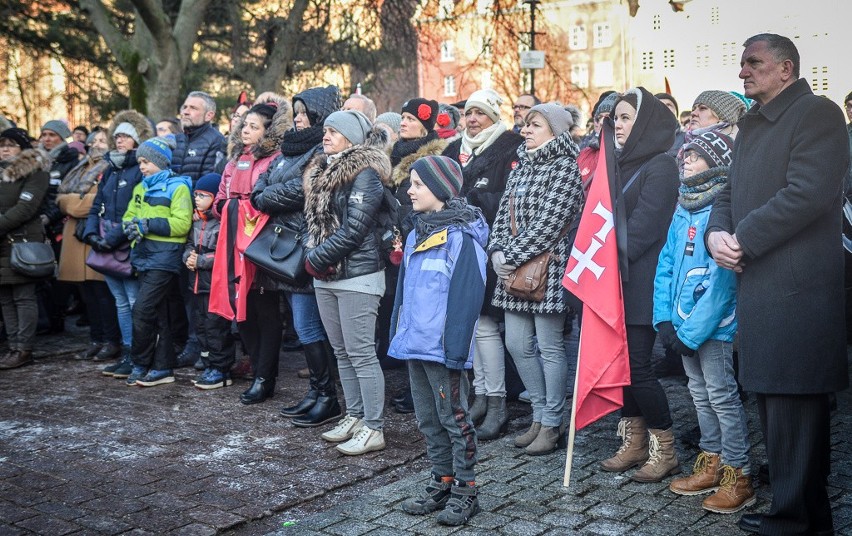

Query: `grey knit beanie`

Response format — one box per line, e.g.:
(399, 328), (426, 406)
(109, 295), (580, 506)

(374, 112), (402, 135)
(41, 119), (71, 140)
(527, 103), (574, 138)
(693, 91), (746, 125)
(113, 122), (140, 145)
(324, 110), (372, 145)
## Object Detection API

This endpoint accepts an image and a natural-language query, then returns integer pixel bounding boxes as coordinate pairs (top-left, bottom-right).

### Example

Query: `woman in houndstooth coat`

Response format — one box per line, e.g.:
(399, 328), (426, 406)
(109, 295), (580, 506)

(487, 103), (584, 455)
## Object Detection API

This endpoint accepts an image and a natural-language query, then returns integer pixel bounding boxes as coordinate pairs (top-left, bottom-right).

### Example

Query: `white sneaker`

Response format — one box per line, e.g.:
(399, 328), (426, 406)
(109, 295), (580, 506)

(320, 414), (363, 443)
(336, 426), (385, 456)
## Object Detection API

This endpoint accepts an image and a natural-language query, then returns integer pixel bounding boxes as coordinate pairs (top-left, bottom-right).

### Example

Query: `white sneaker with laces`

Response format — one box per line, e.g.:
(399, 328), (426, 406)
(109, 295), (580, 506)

(336, 426), (385, 456)
(320, 414), (363, 443)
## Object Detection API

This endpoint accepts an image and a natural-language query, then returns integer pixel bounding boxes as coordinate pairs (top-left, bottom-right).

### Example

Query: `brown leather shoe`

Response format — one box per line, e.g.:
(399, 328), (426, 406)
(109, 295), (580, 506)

(702, 465), (756, 514)
(670, 451), (722, 495)
(600, 417), (649, 472)
(0, 350), (33, 370)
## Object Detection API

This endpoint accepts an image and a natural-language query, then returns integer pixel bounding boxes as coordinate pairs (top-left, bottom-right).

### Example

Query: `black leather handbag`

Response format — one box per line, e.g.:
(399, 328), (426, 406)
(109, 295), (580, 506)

(244, 222), (309, 287)
(9, 238), (56, 279)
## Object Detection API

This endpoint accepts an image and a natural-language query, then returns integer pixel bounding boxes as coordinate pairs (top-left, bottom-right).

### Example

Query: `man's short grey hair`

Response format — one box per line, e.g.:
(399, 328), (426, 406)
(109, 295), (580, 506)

(743, 33), (800, 78)
(186, 91), (217, 115)
(347, 94), (377, 122)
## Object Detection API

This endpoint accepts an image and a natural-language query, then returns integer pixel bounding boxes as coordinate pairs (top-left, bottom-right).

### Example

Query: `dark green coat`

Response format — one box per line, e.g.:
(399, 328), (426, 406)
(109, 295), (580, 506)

(0, 148), (51, 285)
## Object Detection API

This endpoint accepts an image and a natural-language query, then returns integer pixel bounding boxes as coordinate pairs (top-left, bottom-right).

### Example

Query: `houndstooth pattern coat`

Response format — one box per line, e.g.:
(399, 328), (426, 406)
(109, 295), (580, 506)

(488, 131), (584, 314)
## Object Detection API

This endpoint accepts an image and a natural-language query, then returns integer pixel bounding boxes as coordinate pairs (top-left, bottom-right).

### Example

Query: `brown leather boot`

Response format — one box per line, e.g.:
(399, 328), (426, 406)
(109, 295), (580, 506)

(600, 417), (649, 472)
(670, 451), (722, 495)
(0, 349), (33, 370)
(513, 422), (541, 448)
(631, 428), (681, 482)
(702, 465), (756, 514)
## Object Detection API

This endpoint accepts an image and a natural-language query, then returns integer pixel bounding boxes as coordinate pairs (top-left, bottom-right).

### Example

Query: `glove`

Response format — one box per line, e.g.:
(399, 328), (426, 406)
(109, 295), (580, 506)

(304, 258), (335, 280)
(491, 250), (516, 279)
(125, 217), (148, 242)
(86, 234), (110, 253)
(670, 336), (695, 357)
(656, 321), (677, 348)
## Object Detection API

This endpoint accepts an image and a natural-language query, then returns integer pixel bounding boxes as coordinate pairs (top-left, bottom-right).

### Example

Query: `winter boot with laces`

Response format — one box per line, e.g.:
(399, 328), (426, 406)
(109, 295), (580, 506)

(702, 465), (756, 514)
(670, 451), (722, 495)
(436, 480), (480, 526)
(600, 417), (649, 472)
(631, 427), (681, 483)
(401, 474), (453, 515)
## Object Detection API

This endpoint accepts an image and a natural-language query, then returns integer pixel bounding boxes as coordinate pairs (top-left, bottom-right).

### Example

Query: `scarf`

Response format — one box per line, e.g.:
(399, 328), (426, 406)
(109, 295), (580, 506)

(678, 166), (728, 210)
(280, 125), (323, 157)
(459, 122), (507, 167)
(413, 198), (480, 244)
(390, 131), (439, 167)
(57, 150), (108, 195)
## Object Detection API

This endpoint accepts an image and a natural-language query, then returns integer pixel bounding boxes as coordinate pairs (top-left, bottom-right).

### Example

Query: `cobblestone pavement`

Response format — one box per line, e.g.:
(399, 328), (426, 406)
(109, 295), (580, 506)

(0, 319), (850, 535)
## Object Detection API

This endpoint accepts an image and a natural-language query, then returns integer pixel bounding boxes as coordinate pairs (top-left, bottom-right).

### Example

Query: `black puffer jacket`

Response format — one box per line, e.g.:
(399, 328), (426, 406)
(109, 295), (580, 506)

(172, 122), (225, 184)
(250, 146), (322, 292)
(610, 87), (679, 325)
(265, 129), (391, 281)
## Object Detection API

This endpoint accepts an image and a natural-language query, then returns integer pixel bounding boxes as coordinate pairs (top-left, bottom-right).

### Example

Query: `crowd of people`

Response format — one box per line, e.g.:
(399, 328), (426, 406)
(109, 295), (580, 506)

(0, 32), (847, 532)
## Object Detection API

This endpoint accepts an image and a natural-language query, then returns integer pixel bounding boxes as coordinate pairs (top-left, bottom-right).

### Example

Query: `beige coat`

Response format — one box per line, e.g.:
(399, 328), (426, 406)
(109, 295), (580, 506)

(57, 183), (103, 282)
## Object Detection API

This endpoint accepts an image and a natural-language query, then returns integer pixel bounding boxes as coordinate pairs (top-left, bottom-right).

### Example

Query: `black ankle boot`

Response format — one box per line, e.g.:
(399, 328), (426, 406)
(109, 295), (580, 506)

(394, 389), (415, 414)
(292, 394), (342, 427)
(240, 377), (275, 405)
(280, 390), (319, 417)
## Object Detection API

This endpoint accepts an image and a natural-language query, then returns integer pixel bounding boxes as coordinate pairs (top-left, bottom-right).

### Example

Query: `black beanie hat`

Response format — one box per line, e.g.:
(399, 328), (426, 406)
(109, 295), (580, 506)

(0, 128), (33, 150)
(401, 98), (440, 132)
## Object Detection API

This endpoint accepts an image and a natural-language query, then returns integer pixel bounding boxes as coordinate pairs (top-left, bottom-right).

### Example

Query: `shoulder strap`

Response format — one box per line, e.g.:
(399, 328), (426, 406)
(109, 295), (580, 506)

(621, 161), (649, 195)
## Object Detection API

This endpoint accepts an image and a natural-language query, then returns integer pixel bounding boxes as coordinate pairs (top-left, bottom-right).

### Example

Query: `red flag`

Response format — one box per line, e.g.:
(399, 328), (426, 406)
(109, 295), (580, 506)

(562, 139), (630, 430)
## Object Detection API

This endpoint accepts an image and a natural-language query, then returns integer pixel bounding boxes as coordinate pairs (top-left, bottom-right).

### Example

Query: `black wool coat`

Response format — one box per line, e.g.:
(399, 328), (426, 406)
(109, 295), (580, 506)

(707, 78), (849, 394)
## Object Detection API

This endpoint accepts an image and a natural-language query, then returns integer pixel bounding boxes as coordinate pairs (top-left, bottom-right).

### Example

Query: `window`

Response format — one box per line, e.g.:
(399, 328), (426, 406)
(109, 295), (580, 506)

(652, 14), (661, 31)
(569, 25), (587, 50)
(695, 44), (710, 68)
(443, 75), (456, 96)
(593, 61), (613, 87)
(571, 63), (589, 89)
(663, 49), (675, 69)
(810, 66), (829, 93)
(641, 51), (655, 71)
(710, 6), (720, 25)
(720, 41), (738, 66)
(593, 23), (612, 48)
(440, 40), (455, 62)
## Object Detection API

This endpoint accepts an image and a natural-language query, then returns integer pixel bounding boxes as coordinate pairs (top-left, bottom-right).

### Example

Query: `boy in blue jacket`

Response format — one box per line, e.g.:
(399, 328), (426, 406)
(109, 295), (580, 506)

(653, 131), (754, 513)
(389, 156), (488, 527)
(123, 136), (193, 387)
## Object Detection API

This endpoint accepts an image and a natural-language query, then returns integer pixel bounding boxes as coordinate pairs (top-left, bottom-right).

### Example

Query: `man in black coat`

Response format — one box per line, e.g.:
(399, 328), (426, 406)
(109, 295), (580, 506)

(172, 91), (225, 185)
(707, 34), (849, 535)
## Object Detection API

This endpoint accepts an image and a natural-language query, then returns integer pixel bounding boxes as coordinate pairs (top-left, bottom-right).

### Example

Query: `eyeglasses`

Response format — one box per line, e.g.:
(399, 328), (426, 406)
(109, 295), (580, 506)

(0, 143), (18, 149)
(682, 150), (701, 163)
(512, 104), (531, 111)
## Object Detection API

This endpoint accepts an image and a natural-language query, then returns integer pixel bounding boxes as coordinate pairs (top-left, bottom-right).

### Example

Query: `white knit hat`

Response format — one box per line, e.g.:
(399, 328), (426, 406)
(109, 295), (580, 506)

(465, 89), (504, 123)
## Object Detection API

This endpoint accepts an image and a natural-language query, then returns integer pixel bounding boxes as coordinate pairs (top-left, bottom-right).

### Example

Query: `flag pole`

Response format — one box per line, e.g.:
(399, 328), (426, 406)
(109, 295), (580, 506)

(563, 314), (584, 487)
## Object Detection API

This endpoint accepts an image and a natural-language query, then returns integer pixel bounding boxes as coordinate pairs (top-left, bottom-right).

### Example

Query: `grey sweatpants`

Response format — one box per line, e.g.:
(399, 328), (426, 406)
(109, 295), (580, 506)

(409, 359), (477, 482)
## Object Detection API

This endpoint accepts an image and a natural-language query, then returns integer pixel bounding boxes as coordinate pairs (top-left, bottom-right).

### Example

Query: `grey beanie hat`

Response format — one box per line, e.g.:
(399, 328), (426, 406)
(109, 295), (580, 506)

(374, 112), (402, 134)
(596, 93), (620, 116)
(324, 110), (372, 146)
(113, 122), (140, 144)
(527, 103), (575, 138)
(693, 90), (746, 125)
(41, 119), (71, 140)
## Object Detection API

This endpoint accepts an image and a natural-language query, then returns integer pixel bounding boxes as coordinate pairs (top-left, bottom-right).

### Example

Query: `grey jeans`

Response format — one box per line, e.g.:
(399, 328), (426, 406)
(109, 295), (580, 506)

(0, 283), (38, 351)
(471, 314), (506, 397)
(315, 287), (385, 430)
(505, 310), (568, 427)
(409, 359), (477, 482)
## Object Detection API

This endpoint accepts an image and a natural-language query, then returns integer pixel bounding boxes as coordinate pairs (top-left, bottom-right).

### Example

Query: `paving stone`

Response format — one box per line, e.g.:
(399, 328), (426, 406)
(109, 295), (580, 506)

(497, 518), (549, 535)
(585, 502), (638, 521)
(578, 518), (634, 535)
(465, 510), (513, 530)
(73, 513), (134, 535)
(13, 513), (82, 535)
(322, 518), (380, 536)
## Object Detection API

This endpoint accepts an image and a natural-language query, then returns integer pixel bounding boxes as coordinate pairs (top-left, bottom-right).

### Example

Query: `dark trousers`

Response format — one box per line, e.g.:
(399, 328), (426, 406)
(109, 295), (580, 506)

(80, 280), (120, 345)
(757, 393), (834, 535)
(193, 293), (235, 372)
(238, 289), (282, 380)
(621, 324), (673, 430)
(131, 270), (177, 370)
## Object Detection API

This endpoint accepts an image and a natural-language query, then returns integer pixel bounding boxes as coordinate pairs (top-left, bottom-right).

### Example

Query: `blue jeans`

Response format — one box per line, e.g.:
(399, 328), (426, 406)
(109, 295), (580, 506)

(284, 292), (326, 345)
(104, 274), (139, 347)
(682, 339), (750, 468)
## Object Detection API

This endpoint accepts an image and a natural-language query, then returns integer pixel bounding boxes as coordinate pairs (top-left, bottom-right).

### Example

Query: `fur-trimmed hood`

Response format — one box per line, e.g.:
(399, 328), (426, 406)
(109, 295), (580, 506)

(108, 109), (154, 150)
(228, 94), (293, 161)
(390, 138), (448, 188)
(1, 148), (51, 183)
(303, 127), (392, 195)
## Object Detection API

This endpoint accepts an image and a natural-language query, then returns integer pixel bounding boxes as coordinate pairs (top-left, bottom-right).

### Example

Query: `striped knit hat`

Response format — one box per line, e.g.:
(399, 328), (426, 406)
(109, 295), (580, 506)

(410, 155), (463, 202)
(137, 135), (174, 171)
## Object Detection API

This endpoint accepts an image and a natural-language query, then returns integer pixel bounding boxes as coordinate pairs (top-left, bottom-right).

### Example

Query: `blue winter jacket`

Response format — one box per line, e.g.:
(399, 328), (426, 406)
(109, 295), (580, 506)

(85, 150), (143, 248)
(388, 212), (489, 370)
(653, 203), (737, 349)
